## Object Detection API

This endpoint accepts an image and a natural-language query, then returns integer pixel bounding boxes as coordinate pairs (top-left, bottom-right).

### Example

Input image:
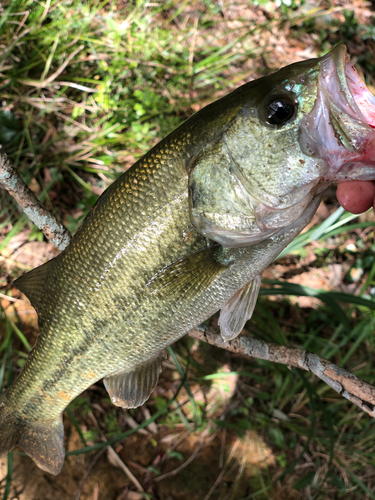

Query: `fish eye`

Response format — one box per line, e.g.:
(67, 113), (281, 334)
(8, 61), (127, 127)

(265, 96), (296, 126)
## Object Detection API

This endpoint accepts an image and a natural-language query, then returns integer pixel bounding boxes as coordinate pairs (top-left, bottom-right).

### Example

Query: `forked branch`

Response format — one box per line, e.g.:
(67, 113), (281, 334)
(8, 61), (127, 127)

(189, 327), (375, 418)
(0, 151), (71, 250)
(1, 151), (375, 418)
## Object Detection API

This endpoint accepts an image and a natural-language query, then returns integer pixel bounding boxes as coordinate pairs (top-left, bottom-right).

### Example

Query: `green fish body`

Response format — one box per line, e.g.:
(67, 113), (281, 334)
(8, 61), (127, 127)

(1, 45), (375, 474)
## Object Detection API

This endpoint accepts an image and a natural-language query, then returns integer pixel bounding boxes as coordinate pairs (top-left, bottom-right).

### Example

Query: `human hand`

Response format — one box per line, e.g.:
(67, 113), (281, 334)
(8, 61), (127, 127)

(336, 181), (375, 215)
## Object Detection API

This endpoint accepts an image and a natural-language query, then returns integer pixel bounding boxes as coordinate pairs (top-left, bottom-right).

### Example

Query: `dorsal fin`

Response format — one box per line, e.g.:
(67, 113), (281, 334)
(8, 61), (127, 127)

(13, 258), (56, 313)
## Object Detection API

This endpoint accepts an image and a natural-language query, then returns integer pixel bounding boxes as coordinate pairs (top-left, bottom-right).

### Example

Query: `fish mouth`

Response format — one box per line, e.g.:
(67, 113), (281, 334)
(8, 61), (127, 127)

(299, 45), (375, 181)
(255, 47), (375, 240)
(338, 47), (375, 129)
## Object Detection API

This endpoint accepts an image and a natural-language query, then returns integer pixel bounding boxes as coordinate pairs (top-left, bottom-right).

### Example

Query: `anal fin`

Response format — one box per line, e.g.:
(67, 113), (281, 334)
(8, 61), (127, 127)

(104, 352), (164, 409)
(218, 275), (261, 342)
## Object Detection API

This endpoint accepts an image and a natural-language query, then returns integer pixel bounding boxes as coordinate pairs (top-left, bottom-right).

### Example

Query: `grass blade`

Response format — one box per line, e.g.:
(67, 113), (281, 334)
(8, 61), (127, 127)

(166, 346), (201, 428)
(3, 452), (13, 500)
(66, 380), (184, 456)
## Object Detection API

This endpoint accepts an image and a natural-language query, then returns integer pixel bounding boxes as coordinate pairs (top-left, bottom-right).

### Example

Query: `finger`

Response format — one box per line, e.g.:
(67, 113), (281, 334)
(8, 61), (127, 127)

(336, 181), (375, 214)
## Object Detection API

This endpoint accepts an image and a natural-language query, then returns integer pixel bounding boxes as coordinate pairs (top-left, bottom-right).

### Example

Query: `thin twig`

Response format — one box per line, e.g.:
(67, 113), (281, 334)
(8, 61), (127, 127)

(17, 45), (84, 87)
(74, 447), (107, 500)
(88, 411), (144, 493)
(0, 293), (25, 303)
(155, 427), (218, 482)
(107, 446), (144, 493)
(203, 440), (240, 500)
(154, 443), (203, 482)
(0, 151), (71, 250)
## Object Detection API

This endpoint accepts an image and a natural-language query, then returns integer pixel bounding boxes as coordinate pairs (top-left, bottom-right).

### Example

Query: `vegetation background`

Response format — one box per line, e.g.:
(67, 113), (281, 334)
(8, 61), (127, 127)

(0, 0), (375, 499)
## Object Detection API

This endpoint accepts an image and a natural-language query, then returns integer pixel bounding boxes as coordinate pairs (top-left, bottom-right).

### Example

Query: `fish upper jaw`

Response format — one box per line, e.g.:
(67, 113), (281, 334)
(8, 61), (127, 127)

(299, 44), (375, 182)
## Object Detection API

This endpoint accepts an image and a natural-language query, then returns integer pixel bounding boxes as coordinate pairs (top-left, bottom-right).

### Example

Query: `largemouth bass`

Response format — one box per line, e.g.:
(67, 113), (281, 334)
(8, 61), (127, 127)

(1, 45), (375, 475)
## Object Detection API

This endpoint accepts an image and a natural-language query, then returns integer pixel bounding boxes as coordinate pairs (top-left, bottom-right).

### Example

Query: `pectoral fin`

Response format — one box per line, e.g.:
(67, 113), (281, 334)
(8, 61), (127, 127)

(104, 352), (164, 409)
(146, 245), (228, 300)
(218, 275), (261, 342)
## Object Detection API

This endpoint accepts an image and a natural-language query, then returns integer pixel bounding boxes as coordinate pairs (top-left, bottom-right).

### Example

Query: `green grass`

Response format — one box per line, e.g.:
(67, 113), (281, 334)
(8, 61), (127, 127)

(0, 0), (257, 233)
(1, 1), (375, 499)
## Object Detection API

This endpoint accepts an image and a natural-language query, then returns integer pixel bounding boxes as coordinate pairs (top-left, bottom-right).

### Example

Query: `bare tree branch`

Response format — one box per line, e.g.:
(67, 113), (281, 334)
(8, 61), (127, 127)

(189, 326), (375, 418)
(1, 151), (374, 418)
(0, 151), (71, 250)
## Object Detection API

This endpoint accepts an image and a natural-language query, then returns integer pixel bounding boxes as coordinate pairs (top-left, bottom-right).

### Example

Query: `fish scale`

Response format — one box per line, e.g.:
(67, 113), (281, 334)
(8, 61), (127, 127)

(7, 144), (207, 419)
(1, 45), (375, 474)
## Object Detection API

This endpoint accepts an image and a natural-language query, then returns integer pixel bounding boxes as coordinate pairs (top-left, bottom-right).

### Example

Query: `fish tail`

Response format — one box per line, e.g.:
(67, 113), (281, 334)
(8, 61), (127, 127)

(0, 392), (65, 475)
